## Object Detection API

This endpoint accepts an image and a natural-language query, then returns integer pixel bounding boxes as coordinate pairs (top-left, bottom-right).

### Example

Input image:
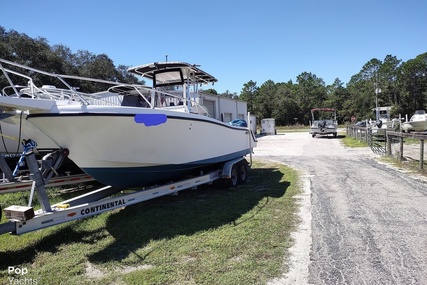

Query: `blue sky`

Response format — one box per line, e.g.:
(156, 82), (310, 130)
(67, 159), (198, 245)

(2, 0), (426, 94)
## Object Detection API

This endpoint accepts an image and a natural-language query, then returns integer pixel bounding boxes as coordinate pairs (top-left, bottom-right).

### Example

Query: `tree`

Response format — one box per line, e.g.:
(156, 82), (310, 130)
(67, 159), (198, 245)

(255, 80), (276, 120)
(398, 53), (427, 113)
(379, 55), (402, 106)
(0, 27), (144, 93)
(272, 81), (300, 125)
(219, 90), (238, 98)
(346, 58), (384, 121)
(202, 88), (218, 95)
(325, 78), (350, 122)
(239, 80), (258, 113)
(295, 72), (327, 123)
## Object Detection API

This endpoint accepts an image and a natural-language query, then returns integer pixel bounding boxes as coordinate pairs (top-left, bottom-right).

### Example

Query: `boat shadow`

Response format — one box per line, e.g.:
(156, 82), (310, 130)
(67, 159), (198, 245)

(88, 166), (289, 263)
(315, 134), (346, 139)
(0, 167), (289, 267)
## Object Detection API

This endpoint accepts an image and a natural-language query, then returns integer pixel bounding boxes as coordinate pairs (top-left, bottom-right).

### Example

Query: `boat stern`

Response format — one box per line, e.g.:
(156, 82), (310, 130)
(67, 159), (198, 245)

(310, 120), (337, 137)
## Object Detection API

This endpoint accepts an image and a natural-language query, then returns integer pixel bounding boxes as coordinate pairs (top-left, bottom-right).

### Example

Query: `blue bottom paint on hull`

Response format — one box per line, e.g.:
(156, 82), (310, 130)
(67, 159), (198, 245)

(82, 150), (250, 188)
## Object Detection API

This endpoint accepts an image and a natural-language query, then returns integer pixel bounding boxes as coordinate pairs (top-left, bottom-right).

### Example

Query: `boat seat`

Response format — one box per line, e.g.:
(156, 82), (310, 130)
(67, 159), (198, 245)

(121, 96), (138, 106)
(121, 96), (142, 107)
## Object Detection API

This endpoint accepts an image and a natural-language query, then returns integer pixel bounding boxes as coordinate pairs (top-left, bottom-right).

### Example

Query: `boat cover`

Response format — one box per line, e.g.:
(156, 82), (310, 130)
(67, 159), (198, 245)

(229, 119), (247, 127)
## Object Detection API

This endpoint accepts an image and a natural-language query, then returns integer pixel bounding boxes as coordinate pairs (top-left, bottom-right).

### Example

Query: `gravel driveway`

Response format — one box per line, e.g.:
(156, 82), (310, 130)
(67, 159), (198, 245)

(255, 131), (427, 285)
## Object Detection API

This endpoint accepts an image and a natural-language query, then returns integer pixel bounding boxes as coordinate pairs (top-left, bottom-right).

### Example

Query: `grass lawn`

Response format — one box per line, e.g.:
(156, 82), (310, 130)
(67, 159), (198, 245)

(275, 125), (310, 133)
(0, 160), (300, 285)
(340, 134), (368, 148)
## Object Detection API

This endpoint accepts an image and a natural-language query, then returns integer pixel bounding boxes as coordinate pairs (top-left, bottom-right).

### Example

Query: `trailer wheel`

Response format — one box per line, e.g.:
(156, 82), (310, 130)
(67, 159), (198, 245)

(228, 164), (239, 188)
(238, 161), (248, 184)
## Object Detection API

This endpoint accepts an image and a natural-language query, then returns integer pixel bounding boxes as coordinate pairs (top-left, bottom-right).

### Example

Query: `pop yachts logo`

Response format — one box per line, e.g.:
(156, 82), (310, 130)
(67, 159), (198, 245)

(7, 266), (37, 284)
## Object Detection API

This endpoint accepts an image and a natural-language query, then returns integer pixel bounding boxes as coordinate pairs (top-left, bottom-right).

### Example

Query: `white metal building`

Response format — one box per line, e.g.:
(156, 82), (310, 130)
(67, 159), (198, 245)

(198, 93), (247, 122)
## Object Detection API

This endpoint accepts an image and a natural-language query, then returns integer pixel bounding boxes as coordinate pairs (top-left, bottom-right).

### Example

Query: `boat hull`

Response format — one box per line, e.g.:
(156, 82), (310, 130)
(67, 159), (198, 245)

(402, 120), (427, 132)
(85, 153), (245, 188)
(0, 111), (59, 154)
(27, 106), (255, 188)
(0, 121), (23, 155)
(310, 126), (337, 135)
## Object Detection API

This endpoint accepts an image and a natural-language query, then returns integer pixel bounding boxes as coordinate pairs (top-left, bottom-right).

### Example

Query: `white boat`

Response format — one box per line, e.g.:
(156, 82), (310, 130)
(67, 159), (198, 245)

(309, 108), (338, 138)
(402, 110), (427, 132)
(0, 59), (257, 188)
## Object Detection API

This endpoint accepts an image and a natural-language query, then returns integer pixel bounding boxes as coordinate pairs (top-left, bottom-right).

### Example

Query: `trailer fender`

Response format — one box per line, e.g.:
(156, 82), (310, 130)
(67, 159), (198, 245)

(221, 158), (249, 188)
(221, 157), (246, 179)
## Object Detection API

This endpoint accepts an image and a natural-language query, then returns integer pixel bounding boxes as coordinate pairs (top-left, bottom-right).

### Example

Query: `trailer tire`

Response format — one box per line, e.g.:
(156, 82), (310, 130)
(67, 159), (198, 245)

(238, 160), (248, 184)
(228, 164), (239, 188)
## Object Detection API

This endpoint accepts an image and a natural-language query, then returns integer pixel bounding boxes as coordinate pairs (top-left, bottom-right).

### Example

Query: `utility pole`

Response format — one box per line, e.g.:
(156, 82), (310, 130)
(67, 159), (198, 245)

(374, 71), (381, 121)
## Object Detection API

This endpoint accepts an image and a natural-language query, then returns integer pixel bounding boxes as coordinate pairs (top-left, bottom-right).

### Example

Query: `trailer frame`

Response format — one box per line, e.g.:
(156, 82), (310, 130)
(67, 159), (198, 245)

(0, 150), (249, 235)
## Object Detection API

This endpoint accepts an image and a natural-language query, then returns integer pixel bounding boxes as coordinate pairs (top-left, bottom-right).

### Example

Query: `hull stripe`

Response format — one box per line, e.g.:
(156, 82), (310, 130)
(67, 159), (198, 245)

(28, 113), (249, 131)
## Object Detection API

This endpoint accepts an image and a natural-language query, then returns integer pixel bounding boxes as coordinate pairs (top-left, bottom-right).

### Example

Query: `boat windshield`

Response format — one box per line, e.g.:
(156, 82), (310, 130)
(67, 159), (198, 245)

(153, 69), (183, 87)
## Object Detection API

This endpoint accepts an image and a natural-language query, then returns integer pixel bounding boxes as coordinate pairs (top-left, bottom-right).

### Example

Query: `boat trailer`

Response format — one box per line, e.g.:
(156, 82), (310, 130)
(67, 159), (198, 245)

(0, 142), (249, 235)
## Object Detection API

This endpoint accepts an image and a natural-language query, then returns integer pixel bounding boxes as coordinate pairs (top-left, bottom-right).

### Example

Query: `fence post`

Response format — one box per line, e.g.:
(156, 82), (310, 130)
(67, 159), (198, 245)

(386, 133), (392, 155)
(399, 136), (404, 162)
(420, 140), (424, 170)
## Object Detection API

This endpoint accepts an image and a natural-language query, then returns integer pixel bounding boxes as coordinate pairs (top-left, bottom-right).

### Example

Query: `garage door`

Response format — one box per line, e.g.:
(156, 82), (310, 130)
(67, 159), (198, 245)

(203, 100), (215, 118)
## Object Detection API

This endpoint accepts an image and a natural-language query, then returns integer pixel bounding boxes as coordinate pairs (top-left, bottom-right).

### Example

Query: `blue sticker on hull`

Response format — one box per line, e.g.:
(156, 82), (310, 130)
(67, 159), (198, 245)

(134, 114), (167, 126)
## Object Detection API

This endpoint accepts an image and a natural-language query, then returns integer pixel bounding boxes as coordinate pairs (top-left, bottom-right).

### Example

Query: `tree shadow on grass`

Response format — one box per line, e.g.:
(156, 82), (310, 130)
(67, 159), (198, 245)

(0, 221), (110, 276)
(88, 166), (290, 263)
(0, 166), (290, 268)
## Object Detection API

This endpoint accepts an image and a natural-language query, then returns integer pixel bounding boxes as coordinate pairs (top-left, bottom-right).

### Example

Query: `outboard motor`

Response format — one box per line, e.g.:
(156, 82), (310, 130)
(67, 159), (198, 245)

(319, 120), (327, 132)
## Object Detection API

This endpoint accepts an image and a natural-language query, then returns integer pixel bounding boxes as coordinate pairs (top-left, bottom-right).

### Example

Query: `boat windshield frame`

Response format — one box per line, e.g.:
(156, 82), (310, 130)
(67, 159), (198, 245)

(311, 108), (337, 121)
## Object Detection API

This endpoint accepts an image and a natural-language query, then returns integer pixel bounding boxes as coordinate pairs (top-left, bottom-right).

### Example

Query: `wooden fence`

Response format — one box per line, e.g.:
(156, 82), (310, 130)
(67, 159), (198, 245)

(386, 131), (427, 170)
(346, 125), (369, 143)
(346, 125), (427, 170)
